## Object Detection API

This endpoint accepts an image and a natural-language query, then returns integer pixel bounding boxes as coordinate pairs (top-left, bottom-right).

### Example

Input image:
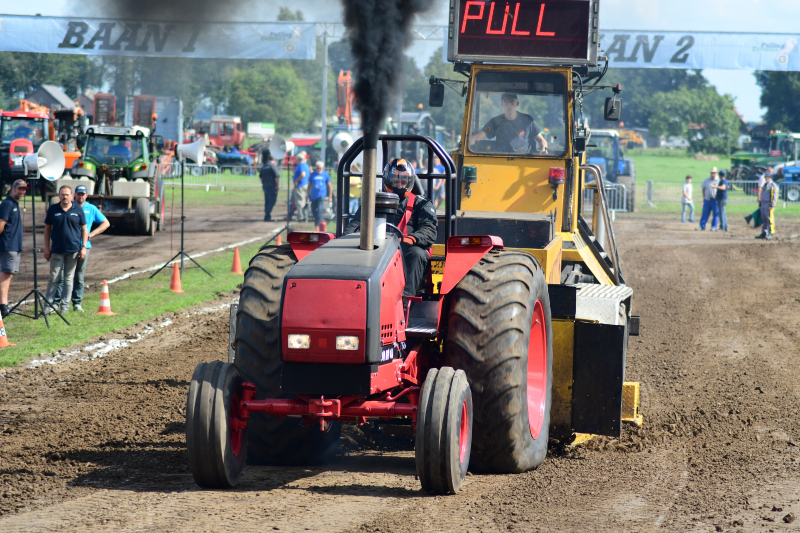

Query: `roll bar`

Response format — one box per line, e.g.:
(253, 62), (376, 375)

(336, 135), (457, 243)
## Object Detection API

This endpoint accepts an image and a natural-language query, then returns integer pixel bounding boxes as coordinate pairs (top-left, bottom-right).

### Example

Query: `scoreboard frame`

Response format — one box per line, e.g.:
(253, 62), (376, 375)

(447, 0), (600, 67)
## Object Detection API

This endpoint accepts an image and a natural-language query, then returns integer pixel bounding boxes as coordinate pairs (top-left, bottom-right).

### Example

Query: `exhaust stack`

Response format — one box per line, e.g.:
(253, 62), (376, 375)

(359, 146), (377, 251)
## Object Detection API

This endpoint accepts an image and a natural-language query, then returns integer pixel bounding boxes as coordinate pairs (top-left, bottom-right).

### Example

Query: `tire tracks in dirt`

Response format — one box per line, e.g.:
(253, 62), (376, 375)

(1, 218), (799, 532)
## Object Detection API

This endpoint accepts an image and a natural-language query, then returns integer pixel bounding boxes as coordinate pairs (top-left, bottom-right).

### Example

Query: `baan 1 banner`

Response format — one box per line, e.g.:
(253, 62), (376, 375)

(599, 31), (800, 71)
(0, 15), (317, 60)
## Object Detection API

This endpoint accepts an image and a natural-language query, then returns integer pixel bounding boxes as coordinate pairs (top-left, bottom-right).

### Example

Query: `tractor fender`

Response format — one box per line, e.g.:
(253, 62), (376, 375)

(440, 235), (504, 295)
(287, 231), (335, 261)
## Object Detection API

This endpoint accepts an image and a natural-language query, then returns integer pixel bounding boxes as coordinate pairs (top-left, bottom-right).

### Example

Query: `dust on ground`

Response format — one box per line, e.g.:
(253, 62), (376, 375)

(1, 215), (799, 532)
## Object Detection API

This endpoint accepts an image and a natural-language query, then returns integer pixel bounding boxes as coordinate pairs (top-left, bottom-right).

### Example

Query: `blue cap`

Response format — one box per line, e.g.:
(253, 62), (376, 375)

(75, 185), (88, 194)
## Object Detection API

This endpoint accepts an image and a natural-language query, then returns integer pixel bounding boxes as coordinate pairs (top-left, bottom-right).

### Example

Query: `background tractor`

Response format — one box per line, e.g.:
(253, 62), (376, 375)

(185, 0), (639, 495)
(586, 129), (636, 212)
(65, 124), (165, 235)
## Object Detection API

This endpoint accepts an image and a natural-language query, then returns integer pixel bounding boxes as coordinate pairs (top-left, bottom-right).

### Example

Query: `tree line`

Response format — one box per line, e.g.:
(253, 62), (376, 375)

(0, 8), (793, 155)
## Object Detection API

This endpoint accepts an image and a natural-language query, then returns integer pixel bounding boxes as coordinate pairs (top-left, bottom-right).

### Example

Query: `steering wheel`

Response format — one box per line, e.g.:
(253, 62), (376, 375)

(384, 223), (404, 240)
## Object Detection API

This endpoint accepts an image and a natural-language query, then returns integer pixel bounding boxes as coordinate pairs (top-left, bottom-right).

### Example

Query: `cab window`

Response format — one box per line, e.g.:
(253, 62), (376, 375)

(1, 117), (46, 145)
(85, 135), (145, 163)
(467, 71), (567, 157)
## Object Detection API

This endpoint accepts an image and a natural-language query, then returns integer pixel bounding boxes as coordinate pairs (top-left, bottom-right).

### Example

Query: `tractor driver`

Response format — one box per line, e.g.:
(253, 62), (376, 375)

(468, 93), (548, 154)
(344, 158), (438, 297)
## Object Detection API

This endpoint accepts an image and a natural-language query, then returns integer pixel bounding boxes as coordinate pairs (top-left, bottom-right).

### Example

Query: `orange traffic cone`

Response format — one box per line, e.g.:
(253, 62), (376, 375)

(276, 234), (282, 246)
(95, 280), (117, 315)
(170, 262), (185, 293)
(318, 221), (327, 232)
(231, 247), (243, 274)
(0, 317), (16, 348)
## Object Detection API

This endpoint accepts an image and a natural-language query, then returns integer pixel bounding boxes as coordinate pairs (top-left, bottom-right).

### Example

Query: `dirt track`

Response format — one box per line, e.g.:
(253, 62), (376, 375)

(1, 215), (800, 532)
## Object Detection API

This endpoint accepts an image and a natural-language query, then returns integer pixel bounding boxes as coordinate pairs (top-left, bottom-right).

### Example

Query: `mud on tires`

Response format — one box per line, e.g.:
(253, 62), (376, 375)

(234, 244), (341, 465)
(445, 249), (553, 474)
(186, 361), (247, 488)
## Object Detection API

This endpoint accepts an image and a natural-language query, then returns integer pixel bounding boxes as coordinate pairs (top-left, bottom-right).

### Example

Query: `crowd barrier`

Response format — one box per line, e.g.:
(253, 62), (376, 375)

(582, 183), (629, 213)
(161, 162), (340, 190)
(645, 180), (799, 207)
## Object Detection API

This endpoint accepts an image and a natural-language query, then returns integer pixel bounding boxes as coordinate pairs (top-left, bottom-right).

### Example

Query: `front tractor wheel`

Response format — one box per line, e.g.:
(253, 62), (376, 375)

(186, 361), (248, 488)
(134, 197), (151, 235)
(416, 367), (473, 495)
(445, 249), (553, 474)
(234, 244), (341, 465)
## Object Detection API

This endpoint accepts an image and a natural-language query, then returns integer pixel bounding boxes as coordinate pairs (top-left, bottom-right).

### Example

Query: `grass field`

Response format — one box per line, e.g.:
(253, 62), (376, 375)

(619, 150), (800, 221)
(626, 149), (732, 182)
(0, 241), (269, 367)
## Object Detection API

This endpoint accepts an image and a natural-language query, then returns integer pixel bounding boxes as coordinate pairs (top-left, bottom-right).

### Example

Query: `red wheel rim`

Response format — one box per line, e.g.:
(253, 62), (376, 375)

(229, 393), (243, 456)
(459, 399), (469, 463)
(527, 300), (547, 439)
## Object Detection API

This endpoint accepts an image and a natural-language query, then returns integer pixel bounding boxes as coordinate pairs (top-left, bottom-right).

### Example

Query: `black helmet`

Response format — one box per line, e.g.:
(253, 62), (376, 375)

(382, 158), (415, 197)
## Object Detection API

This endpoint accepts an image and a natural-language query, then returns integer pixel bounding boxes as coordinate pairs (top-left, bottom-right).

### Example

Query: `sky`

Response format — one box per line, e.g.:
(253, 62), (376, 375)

(5, 0), (800, 122)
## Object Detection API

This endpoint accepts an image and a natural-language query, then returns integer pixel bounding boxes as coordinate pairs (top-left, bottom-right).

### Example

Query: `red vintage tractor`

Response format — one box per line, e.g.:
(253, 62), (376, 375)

(186, 134), (553, 495)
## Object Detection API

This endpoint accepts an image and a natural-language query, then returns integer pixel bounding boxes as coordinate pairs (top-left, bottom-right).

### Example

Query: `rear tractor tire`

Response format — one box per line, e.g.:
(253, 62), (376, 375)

(234, 244), (341, 465)
(415, 367), (473, 495)
(445, 249), (553, 474)
(186, 361), (248, 488)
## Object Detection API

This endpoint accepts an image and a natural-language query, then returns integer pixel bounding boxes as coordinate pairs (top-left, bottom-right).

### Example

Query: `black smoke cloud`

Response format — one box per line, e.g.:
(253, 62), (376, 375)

(84, 0), (250, 22)
(342, 0), (435, 148)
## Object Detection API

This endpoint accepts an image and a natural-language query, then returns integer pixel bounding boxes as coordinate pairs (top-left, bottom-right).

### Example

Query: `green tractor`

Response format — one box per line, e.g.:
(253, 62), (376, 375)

(731, 131), (800, 179)
(69, 125), (165, 235)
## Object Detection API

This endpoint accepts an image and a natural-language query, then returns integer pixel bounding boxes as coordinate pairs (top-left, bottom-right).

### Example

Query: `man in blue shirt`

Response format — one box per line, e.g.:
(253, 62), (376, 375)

(0, 179), (27, 317)
(53, 184), (110, 312)
(289, 152), (310, 222)
(44, 186), (87, 314)
(307, 161), (332, 227)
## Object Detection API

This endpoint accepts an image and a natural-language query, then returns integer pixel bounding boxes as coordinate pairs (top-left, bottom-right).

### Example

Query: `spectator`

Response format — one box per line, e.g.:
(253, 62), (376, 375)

(746, 166), (774, 228)
(349, 163), (362, 215)
(713, 170), (728, 231)
(756, 172), (779, 239)
(0, 179), (27, 318)
(432, 156), (446, 210)
(53, 185), (109, 312)
(307, 161), (332, 228)
(260, 151), (280, 221)
(698, 167), (720, 231)
(681, 175), (694, 223)
(289, 153), (310, 222)
(43, 186), (87, 314)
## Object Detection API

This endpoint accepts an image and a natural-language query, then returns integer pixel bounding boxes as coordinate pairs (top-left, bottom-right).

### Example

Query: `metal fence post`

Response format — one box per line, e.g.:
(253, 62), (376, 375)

(647, 180), (656, 208)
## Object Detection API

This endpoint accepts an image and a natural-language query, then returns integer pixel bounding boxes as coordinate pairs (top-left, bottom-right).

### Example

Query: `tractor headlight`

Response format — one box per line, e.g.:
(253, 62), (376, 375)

(287, 334), (310, 350)
(335, 336), (359, 351)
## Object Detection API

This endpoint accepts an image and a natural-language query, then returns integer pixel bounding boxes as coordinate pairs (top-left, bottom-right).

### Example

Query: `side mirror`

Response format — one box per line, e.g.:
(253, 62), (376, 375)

(604, 97), (622, 121)
(429, 83), (445, 108)
(574, 137), (587, 153)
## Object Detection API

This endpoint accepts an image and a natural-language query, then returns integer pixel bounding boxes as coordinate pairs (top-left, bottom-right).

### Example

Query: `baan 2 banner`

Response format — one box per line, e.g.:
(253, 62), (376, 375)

(600, 31), (800, 71)
(0, 15), (317, 60)
(441, 27), (800, 71)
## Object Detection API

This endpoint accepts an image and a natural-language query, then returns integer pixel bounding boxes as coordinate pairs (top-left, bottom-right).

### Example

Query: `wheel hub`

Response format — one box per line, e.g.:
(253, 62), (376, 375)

(527, 300), (547, 439)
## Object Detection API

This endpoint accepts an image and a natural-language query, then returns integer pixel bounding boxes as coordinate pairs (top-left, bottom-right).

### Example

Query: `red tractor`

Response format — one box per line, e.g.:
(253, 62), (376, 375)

(186, 134), (555, 495)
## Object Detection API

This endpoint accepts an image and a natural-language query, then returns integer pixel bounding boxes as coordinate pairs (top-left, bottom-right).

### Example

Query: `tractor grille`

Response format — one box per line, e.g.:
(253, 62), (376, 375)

(381, 323), (393, 343)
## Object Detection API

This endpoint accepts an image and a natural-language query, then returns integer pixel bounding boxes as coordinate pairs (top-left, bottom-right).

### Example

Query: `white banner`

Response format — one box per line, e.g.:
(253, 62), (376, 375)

(0, 15), (316, 60)
(600, 31), (800, 71)
(441, 29), (800, 71)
